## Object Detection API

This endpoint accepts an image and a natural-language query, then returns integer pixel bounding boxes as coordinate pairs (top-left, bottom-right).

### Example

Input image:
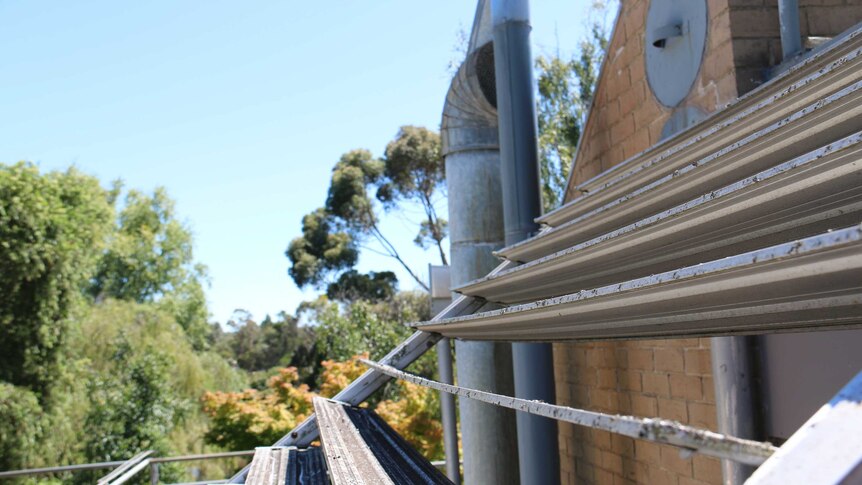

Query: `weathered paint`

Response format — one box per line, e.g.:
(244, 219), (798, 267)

(458, 131), (862, 303)
(359, 359), (777, 466)
(414, 226), (862, 340)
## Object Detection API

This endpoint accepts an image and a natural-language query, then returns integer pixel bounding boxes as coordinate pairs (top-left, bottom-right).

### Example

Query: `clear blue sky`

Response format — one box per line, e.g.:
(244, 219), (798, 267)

(0, 1), (602, 324)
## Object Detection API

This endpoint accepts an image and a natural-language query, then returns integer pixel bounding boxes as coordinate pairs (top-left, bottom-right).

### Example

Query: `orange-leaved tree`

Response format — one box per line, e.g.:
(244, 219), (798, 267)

(202, 354), (443, 459)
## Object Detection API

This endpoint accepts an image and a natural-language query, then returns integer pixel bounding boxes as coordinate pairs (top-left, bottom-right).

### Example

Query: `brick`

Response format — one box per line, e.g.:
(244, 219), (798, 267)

(595, 467), (615, 485)
(628, 349), (654, 371)
(693, 455), (723, 483)
(576, 458), (596, 482)
(643, 372), (671, 397)
(593, 428), (613, 450)
(715, 72), (740, 104)
(592, 389), (620, 411)
(606, 67), (633, 99)
(614, 475), (637, 485)
(619, 370), (643, 392)
(631, 394), (658, 416)
(658, 398), (688, 422)
(619, 81), (646, 116)
(647, 465), (678, 485)
(684, 349), (712, 375)
(584, 443), (604, 466)
(806, 6), (862, 36)
(628, 128), (653, 159)
(708, 1), (732, 39)
(588, 346), (618, 368)
(702, 40), (735, 82)
(731, 38), (780, 68)
(612, 433), (636, 457)
(598, 368), (618, 389)
(679, 477), (713, 485)
(729, 8), (781, 38)
(670, 373), (703, 401)
(655, 348), (685, 372)
(624, 0), (647, 40)
(629, 57), (646, 85)
(635, 440), (661, 464)
(602, 450), (624, 474)
(688, 402), (717, 429)
(648, 117), (666, 145)
(578, 367), (599, 386)
(610, 115), (636, 144)
(660, 445), (694, 476)
(702, 376), (716, 403)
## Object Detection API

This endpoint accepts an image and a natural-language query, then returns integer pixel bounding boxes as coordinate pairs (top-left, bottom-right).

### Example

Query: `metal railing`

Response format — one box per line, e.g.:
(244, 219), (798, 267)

(0, 450), (254, 484)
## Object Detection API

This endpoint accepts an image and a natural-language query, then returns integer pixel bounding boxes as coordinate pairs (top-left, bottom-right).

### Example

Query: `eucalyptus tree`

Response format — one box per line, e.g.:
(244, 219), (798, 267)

(378, 126), (448, 265)
(286, 143), (445, 292)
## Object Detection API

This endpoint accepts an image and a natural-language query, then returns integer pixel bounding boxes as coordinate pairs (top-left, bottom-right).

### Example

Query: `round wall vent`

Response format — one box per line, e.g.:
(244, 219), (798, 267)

(645, 0), (708, 107)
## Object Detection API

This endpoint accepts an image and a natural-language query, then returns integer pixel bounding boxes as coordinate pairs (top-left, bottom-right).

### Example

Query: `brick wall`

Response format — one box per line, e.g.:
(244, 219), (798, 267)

(556, 1), (862, 483)
(730, 0), (862, 94)
(555, 340), (722, 485)
(555, 0), (739, 483)
(565, 0), (738, 202)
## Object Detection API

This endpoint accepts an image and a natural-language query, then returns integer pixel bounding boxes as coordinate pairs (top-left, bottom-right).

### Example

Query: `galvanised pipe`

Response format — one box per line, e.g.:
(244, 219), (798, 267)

(778, 0), (803, 60)
(442, 1), (520, 482)
(490, 0), (559, 483)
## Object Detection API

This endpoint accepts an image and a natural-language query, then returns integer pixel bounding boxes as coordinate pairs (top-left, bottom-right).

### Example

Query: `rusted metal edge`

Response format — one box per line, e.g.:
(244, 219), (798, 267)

(501, 79), (862, 262)
(459, 132), (862, 302)
(414, 225), (862, 340)
(539, 38), (862, 228)
(358, 359), (777, 466)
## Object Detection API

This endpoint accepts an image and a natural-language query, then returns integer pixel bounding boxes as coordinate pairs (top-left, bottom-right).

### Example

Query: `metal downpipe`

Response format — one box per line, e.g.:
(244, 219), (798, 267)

(490, 1), (560, 484)
(435, 338), (459, 484)
(711, 336), (760, 485)
(778, 0), (803, 60)
(441, 1), (520, 483)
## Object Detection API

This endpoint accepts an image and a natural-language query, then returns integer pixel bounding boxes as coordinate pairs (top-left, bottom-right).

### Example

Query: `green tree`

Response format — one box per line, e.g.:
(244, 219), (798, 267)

(286, 208), (358, 289)
(377, 126), (448, 265)
(325, 270), (398, 303)
(287, 136), (451, 293)
(536, 3), (612, 212)
(0, 162), (113, 398)
(324, 149), (429, 290)
(300, 291), (434, 381)
(0, 383), (42, 471)
(90, 186), (210, 348)
(80, 341), (186, 484)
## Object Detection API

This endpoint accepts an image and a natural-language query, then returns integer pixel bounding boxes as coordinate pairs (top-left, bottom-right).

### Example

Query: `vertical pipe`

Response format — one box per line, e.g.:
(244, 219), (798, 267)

(436, 338), (460, 484)
(442, 2), (520, 482)
(778, 0), (802, 60)
(711, 336), (759, 485)
(430, 265), (460, 484)
(149, 463), (159, 485)
(490, 1), (560, 484)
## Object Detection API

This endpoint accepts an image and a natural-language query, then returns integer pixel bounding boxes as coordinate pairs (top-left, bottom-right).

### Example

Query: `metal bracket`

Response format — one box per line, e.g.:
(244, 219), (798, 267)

(651, 22), (684, 48)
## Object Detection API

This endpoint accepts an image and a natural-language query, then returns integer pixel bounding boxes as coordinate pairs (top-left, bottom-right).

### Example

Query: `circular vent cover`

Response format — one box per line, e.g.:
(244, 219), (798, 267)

(645, 0), (708, 107)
